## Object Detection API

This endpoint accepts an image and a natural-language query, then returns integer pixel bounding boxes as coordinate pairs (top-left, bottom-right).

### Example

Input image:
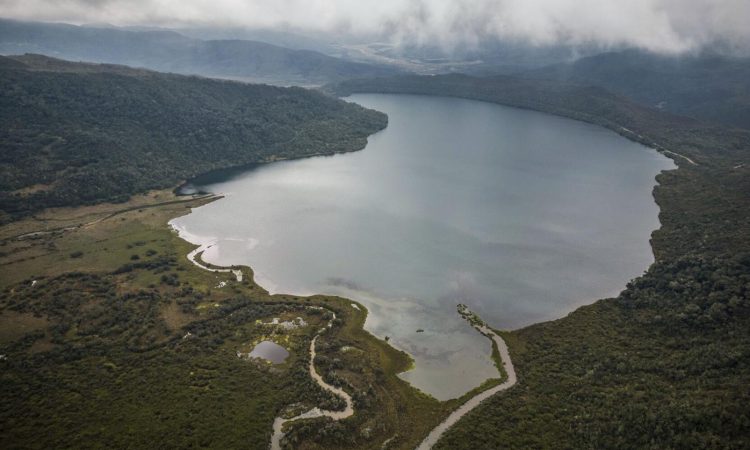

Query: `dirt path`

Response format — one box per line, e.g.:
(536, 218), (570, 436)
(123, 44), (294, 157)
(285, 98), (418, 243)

(178, 235), (511, 450)
(660, 149), (698, 166)
(618, 126), (698, 166)
(9, 195), (216, 241)
(416, 308), (517, 450)
(175, 235), (353, 449)
(270, 310), (354, 450)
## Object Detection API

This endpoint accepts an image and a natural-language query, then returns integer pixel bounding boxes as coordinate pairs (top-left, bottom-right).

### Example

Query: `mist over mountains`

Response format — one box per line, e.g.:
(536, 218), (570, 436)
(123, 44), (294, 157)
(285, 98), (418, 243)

(0, 18), (398, 85)
(2, 0), (749, 55)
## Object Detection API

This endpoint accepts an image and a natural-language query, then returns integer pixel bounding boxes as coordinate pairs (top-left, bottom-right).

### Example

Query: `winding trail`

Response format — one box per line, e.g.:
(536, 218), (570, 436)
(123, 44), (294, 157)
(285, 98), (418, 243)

(270, 310), (354, 450)
(175, 229), (352, 449)
(178, 232), (512, 450)
(416, 308), (517, 450)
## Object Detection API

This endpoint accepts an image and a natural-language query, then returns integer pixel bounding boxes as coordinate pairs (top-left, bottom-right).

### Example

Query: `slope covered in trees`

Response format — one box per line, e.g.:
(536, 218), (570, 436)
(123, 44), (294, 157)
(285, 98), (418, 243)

(524, 49), (750, 130)
(0, 55), (387, 222)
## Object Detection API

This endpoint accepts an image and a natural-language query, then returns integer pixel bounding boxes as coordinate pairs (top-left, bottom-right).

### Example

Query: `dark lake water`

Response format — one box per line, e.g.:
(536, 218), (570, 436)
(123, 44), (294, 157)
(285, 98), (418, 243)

(171, 94), (674, 399)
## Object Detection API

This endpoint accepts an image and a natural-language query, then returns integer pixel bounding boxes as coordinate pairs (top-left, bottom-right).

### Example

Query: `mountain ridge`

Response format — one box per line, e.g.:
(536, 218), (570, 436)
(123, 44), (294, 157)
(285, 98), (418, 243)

(523, 49), (750, 130)
(0, 18), (400, 85)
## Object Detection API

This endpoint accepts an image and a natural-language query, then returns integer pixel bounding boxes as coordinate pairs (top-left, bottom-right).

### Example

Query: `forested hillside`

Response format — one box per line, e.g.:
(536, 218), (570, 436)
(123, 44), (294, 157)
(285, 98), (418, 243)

(0, 55), (387, 222)
(327, 74), (750, 448)
(525, 49), (750, 130)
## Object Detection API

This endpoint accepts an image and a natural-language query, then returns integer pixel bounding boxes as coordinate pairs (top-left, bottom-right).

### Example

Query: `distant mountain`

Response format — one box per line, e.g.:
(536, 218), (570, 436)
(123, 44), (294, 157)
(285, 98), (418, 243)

(0, 18), (399, 85)
(525, 49), (750, 130)
(0, 54), (387, 220)
(172, 26), (338, 54)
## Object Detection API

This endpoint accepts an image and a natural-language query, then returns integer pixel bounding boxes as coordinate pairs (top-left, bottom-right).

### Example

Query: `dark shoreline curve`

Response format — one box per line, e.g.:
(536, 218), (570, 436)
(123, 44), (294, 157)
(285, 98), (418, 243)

(173, 145), (388, 196)
(0, 54), (388, 222)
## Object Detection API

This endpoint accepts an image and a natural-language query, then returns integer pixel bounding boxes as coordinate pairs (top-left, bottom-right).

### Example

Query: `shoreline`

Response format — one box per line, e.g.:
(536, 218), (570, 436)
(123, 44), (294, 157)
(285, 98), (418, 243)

(417, 306), (517, 450)
(169, 224), (362, 449)
(167, 91), (678, 448)
(173, 224), (518, 450)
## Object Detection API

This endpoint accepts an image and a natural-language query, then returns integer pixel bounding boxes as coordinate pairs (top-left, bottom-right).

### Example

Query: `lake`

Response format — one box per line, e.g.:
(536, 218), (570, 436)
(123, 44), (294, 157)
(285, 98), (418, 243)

(170, 94), (675, 400)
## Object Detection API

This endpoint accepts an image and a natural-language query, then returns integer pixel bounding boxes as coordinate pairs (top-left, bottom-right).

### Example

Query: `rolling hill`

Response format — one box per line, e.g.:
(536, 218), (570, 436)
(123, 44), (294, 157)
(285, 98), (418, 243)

(0, 54), (387, 221)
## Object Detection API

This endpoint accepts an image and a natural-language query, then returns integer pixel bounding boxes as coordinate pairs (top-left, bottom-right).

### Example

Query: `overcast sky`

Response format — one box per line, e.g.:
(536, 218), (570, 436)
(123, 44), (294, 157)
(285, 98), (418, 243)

(1, 0), (749, 53)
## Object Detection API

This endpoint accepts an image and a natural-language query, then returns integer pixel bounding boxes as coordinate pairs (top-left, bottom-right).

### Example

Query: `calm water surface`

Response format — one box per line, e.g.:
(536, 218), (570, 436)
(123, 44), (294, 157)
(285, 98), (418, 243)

(249, 341), (289, 364)
(171, 94), (674, 399)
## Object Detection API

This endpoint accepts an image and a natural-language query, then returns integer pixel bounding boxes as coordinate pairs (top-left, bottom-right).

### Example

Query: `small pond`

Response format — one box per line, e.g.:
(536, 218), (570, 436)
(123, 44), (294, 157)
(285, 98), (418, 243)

(249, 341), (290, 364)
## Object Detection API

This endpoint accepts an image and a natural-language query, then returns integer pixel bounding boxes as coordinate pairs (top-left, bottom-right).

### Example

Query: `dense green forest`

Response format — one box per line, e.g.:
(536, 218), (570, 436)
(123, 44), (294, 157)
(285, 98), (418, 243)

(524, 49), (750, 130)
(327, 74), (750, 448)
(0, 54), (387, 222)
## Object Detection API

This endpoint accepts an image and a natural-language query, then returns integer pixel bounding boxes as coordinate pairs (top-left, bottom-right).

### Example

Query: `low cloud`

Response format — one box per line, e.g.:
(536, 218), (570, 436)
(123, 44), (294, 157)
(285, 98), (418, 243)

(1, 0), (748, 53)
